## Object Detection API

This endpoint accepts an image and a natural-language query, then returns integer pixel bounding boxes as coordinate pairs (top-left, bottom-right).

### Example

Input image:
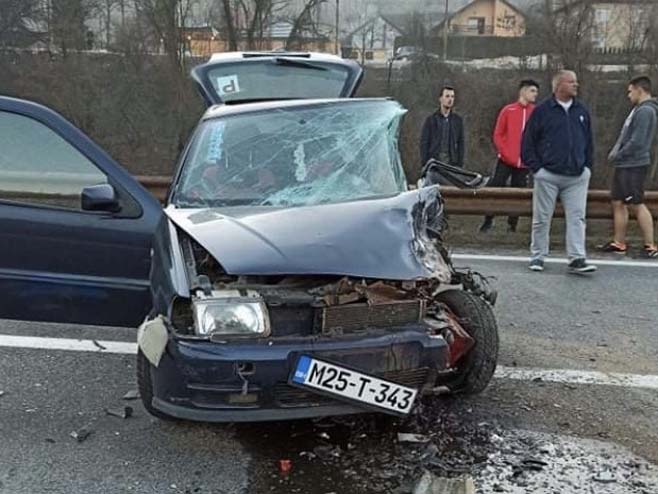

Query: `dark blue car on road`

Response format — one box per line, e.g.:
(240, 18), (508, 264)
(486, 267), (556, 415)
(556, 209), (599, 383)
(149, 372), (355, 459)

(0, 52), (498, 422)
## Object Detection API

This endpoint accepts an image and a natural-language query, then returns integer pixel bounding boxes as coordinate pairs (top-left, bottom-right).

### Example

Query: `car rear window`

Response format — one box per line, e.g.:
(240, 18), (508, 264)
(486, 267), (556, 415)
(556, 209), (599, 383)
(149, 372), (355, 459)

(206, 60), (352, 102)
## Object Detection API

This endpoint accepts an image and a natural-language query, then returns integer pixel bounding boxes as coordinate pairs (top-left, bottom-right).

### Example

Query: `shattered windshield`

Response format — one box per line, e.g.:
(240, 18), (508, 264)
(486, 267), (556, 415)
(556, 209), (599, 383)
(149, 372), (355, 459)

(174, 100), (408, 208)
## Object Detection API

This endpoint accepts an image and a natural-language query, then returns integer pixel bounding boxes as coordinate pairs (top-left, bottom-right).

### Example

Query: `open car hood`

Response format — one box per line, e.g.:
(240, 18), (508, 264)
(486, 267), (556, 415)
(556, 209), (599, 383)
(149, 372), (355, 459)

(191, 52), (363, 106)
(164, 187), (450, 281)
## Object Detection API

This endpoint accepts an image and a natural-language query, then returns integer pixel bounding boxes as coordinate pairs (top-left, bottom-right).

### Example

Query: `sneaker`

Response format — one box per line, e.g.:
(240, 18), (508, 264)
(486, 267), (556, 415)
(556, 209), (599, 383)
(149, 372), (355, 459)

(640, 244), (658, 259)
(528, 259), (544, 271)
(598, 241), (627, 254)
(567, 258), (597, 274)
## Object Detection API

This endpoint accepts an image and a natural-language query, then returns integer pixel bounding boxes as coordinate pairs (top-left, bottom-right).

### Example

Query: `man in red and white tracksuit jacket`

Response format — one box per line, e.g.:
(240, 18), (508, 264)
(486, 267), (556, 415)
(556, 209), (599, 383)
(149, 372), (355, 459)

(480, 79), (539, 233)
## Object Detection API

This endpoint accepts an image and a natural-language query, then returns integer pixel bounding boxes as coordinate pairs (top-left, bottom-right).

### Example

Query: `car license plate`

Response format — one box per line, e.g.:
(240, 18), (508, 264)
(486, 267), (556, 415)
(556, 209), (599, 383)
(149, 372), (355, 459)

(290, 355), (418, 415)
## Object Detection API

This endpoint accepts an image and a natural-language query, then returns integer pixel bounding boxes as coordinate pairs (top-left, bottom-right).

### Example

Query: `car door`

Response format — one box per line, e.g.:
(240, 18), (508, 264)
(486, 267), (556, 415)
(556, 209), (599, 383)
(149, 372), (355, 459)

(191, 52), (364, 106)
(0, 96), (162, 328)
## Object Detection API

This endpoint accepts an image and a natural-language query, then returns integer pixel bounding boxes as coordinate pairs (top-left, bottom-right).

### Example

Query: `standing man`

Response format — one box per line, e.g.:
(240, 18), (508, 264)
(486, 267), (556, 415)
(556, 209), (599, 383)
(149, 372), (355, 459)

(419, 85), (465, 171)
(480, 79), (540, 233)
(600, 76), (658, 258)
(522, 70), (597, 274)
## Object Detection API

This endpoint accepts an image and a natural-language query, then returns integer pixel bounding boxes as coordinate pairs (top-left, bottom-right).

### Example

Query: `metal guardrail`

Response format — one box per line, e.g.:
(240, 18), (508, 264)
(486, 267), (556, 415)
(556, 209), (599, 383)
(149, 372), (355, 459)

(136, 175), (658, 219)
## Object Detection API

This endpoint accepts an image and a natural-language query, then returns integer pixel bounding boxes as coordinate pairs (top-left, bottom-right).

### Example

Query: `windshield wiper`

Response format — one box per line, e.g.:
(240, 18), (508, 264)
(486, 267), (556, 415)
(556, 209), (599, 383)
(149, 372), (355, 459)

(274, 57), (328, 71)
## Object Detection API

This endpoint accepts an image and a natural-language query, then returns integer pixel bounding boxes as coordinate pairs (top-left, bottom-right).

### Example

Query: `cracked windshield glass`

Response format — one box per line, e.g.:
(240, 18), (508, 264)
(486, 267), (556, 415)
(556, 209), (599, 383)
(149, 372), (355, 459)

(174, 100), (408, 208)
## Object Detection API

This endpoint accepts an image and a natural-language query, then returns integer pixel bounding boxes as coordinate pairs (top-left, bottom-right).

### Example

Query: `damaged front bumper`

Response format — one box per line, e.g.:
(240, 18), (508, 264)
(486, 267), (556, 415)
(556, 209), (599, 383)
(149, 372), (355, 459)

(143, 324), (450, 422)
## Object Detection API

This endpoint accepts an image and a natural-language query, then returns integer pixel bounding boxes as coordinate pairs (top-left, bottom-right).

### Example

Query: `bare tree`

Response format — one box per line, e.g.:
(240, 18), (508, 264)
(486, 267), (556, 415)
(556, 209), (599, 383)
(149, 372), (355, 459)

(540, 0), (596, 74)
(219, 0), (239, 50)
(92, 0), (120, 48)
(285, 0), (325, 50)
(50, 0), (93, 53)
(0, 0), (42, 48)
(214, 0), (292, 51)
(134, 0), (195, 68)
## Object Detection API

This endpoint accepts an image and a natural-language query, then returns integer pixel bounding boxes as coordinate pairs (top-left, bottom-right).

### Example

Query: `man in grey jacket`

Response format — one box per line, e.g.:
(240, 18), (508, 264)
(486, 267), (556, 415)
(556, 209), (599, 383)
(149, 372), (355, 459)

(602, 76), (658, 258)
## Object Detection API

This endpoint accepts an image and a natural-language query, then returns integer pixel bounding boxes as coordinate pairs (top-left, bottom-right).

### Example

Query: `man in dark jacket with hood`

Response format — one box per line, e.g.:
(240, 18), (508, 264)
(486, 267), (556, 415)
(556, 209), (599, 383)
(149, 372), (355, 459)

(419, 86), (465, 170)
(600, 76), (658, 258)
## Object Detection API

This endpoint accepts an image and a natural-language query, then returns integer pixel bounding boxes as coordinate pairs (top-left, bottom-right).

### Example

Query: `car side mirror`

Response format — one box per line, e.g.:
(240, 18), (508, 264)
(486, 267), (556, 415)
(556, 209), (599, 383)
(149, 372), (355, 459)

(81, 183), (120, 212)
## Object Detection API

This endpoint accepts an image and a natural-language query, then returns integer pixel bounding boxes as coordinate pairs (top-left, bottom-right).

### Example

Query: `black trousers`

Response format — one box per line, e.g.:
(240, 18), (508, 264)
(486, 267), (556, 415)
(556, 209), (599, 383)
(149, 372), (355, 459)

(483, 160), (529, 228)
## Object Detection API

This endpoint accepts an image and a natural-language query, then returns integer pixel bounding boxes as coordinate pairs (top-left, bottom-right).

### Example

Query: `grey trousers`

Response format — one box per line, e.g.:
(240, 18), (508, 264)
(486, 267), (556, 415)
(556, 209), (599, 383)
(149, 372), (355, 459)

(530, 167), (591, 261)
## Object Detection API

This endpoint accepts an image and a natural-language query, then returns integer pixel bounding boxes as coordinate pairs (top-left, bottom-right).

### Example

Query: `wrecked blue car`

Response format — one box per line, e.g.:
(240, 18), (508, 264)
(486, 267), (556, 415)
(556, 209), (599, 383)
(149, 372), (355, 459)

(0, 52), (498, 423)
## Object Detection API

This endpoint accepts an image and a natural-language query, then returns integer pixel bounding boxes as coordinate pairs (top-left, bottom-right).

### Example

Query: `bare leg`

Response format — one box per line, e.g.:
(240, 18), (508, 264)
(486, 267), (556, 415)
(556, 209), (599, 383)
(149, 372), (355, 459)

(612, 200), (628, 244)
(631, 204), (656, 245)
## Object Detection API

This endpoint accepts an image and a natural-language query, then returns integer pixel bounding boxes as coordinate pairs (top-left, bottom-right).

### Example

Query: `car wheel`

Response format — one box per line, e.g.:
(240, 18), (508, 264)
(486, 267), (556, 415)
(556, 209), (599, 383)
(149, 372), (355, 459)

(136, 349), (177, 421)
(436, 290), (499, 394)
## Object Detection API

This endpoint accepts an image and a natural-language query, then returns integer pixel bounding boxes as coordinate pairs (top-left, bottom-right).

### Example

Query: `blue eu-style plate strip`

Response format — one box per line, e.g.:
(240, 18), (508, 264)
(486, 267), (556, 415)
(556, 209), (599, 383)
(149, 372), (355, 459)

(293, 355), (312, 384)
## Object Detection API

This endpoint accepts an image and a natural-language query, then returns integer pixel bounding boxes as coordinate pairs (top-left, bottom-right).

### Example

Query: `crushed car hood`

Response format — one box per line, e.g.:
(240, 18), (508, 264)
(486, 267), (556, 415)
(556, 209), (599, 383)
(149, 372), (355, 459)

(164, 187), (450, 281)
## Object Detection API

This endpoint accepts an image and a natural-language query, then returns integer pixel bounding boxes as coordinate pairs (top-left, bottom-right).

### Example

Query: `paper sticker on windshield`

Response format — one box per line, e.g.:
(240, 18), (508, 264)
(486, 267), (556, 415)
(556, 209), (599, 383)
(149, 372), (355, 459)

(216, 75), (241, 96)
(206, 122), (225, 162)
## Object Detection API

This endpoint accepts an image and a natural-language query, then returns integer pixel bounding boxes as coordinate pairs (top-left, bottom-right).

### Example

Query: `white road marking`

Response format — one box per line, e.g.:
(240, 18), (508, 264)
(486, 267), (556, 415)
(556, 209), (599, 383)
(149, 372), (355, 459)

(452, 253), (658, 268)
(0, 334), (137, 354)
(1, 334), (657, 391)
(495, 366), (658, 390)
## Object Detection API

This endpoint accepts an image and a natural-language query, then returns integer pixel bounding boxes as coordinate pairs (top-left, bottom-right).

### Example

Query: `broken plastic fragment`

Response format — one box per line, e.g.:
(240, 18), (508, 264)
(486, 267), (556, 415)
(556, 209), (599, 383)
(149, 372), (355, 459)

(592, 470), (617, 484)
(122, 389), (140, 401)
(137, 316), (168, 367)
(413, 470), (476, 494)
(105, 406), (134, 419)
(397, 433), (430, 444)
(70, 427), (92, 443)
(92, 340), (107, 351)
(279, 459), (292, 475)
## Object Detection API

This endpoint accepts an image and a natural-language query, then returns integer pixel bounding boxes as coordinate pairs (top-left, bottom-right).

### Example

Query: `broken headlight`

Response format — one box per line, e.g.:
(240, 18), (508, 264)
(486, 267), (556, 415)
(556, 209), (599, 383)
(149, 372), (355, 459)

(192, 290), (270, 337)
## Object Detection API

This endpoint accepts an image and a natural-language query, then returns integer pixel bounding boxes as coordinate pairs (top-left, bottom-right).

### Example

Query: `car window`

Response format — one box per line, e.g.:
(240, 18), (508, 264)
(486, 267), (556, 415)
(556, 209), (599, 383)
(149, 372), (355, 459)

(206, 60), (352, 102)
(174, 100), (408, 208)
(0, 111), (107, 210)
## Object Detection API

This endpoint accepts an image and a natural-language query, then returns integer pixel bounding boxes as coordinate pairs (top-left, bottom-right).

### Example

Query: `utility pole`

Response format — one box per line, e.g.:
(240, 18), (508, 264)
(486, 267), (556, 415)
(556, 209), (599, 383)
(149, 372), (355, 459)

(443, 0), (449, 61)
(335, 0), (340, 56)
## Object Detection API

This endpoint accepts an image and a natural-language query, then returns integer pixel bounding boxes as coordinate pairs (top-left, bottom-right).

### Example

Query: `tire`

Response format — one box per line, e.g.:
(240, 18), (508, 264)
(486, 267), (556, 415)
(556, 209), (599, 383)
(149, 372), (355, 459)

(436, 290), (499, 394)
(136, 349), (177, 421)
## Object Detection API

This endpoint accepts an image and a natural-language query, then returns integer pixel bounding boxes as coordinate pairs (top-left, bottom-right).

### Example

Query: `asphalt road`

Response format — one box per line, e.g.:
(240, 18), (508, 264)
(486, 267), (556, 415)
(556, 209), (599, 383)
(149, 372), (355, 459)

(1, 255), (657, 494)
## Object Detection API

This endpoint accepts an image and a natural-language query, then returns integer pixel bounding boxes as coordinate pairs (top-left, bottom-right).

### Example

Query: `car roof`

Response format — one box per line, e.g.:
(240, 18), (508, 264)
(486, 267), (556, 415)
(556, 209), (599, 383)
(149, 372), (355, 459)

(201, 97), (394, 120)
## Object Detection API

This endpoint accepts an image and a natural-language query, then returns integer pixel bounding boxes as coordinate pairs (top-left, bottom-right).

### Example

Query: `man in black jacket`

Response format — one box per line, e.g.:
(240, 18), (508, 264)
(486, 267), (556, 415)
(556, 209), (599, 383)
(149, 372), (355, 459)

(419, 86), (465, 170)
(522, 70), (597, 274)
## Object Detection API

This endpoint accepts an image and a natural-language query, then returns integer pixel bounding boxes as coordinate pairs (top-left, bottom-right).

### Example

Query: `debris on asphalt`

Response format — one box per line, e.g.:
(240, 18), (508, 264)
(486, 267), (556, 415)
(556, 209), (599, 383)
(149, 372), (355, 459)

(313, 445), (341, 460)
(105, 406), (134, 419)
(593, 470), (617, 484)
(122, 389), (140, 401)
(518, 457), (548, 472)
(0, 390), (4, 398)
(538, 442), (557, 456)
(92, 339), (107, 350)
(398, 433), (430, 444)
(413, 470), (475, 494)
(278, 459), (292, 475)
(70, 427), (92, 443)
(478, 430), (658, 493)
(44, 438), (56, 444)
(241, 397), (658, 494)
